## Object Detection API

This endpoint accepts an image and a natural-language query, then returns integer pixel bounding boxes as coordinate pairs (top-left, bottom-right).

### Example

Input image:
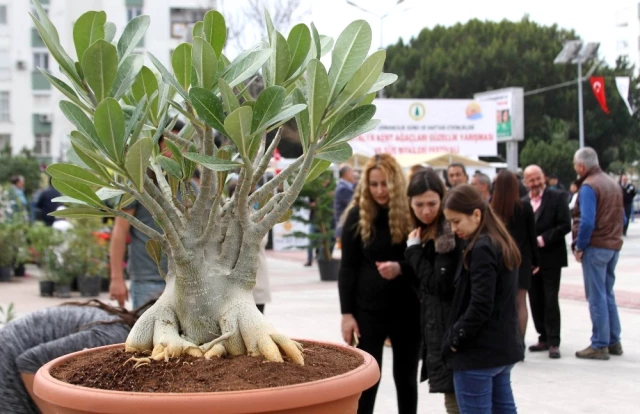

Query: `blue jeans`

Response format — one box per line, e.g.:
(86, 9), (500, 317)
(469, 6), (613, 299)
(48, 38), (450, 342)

(581, 247), (622, 349)
(453, 365), (516, 414)
(130, 279), (165, 309)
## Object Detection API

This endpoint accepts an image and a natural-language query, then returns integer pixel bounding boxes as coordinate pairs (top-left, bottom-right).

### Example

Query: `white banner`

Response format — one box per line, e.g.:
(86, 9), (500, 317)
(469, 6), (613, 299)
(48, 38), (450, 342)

(474, 87), (525, 142)
(615, 77), (633, 115)
(272, 208), (310, 251)
(352, 99), (498, 157)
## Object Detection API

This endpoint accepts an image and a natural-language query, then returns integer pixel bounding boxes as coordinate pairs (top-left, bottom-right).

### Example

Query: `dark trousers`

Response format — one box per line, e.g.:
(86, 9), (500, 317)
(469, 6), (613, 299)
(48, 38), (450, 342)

(256, 304), (265, 314)
(355, 309), (421, 414)
(529, 267), (562, 347)
(623, 203), (632, 235)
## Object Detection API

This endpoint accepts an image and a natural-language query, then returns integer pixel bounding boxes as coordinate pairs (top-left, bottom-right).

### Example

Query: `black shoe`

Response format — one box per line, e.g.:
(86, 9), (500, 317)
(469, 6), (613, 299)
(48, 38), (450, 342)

(609, 342), (623, 356)
(303, 262), (312, 267)
(549, 346), (561, 359)
(529, 342), (549, 352)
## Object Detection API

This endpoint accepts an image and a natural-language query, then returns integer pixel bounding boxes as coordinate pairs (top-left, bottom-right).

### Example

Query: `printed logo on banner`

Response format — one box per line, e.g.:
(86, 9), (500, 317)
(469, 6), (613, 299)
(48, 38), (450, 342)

(408, 102), (426, 121)
(465, 102), (483, 120)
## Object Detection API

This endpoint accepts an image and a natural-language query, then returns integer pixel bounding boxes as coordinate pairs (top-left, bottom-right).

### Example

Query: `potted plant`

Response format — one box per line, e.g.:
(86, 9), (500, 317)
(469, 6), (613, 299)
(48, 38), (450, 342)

(0, 223), (14, 281)
(292, 171), (340, 280)
(24, 222), (65, 296)
(31, 0), (394, 411)
(67, 218), (109, 297)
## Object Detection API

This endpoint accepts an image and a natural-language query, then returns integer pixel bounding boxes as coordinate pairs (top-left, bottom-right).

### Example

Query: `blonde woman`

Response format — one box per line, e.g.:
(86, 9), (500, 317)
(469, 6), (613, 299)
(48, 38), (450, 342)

(339, 154), (421, 414)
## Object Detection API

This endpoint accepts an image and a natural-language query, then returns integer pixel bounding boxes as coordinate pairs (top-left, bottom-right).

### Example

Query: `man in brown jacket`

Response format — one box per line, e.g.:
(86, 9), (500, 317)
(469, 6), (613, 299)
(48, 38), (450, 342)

(572, 147), (626, 360)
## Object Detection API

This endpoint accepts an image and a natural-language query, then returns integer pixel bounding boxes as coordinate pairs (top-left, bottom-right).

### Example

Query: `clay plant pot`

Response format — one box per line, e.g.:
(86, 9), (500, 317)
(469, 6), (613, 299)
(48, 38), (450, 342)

(34, 341), (380, 414)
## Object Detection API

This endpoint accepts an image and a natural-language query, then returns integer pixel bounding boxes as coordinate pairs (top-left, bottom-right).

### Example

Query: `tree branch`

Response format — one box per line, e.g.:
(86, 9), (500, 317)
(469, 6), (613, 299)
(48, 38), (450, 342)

(251, 192), (286, 223)
(252, 127), (283, 188)
(235, 164), (254, 231)
(163, 130), (193, 148)
(108, 208), (168, 250)
(249, 155), (304, 204)
(196, 195), (221, 246)
(143, 176), (184, 229)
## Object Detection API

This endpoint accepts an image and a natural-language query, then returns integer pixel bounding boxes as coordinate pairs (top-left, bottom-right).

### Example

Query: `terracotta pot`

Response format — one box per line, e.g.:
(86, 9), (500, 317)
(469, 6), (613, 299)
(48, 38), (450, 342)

(34, 341), (380, 414)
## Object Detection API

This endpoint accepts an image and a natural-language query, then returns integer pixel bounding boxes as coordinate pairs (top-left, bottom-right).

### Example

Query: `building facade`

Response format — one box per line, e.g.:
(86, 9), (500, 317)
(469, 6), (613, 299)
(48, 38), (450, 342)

(0, 0), (218, 165)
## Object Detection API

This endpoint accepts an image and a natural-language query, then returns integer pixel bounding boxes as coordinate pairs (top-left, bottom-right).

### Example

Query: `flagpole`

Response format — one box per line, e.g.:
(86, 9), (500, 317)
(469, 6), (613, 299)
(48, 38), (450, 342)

(578, 61), (585, 149)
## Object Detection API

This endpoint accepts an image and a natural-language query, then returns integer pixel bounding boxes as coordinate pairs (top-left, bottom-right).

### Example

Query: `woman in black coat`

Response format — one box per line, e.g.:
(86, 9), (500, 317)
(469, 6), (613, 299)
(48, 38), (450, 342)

(442, 185), (524, 412)
(405, 169), (462, 414)
(339, 154), (420, 414)
(491, 170), (539, 341)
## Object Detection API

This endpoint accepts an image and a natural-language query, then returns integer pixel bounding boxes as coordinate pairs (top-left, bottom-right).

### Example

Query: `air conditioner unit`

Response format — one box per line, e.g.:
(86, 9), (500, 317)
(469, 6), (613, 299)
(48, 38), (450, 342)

(39, 114), (52, 123)
(16, 61), (26, 71)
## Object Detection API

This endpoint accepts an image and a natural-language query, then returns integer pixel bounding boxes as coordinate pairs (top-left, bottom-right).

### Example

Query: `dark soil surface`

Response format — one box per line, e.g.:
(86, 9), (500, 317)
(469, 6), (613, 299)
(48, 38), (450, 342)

(51, 341), (363, 393)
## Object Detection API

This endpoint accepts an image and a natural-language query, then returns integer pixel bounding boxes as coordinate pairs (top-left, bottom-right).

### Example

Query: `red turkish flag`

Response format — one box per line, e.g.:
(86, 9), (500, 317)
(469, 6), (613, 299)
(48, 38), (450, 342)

(590, 76), (610, 114)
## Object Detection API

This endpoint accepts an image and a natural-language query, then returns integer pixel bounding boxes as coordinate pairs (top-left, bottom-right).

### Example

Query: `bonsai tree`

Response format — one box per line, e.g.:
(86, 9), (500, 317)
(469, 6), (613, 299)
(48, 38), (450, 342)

(32, 0), (395, 364)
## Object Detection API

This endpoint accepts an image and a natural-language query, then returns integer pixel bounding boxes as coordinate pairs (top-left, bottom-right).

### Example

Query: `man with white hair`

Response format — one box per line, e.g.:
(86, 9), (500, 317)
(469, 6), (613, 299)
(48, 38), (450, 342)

(572, 147), (626, 360)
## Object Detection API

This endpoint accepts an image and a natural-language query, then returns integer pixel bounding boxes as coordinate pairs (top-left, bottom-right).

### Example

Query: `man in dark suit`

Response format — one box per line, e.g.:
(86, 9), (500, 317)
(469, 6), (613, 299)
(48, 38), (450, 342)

(334, 165), (357, 239)
(522, 165), (572, 359)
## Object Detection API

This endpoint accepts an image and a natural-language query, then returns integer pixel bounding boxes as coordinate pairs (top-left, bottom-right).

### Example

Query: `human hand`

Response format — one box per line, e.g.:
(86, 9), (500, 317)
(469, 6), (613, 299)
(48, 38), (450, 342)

(533, 267), (540, 275)
(574, 250), (583, 263)
(109, 278), (129, 307)
(408, 228), (421, 240)
(341, 314), (360, 345)
(376, 261), (401, 280)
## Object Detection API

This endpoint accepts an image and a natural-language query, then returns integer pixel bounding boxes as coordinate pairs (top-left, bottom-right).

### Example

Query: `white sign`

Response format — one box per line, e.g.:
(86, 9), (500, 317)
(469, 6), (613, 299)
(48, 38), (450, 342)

(352, 99), (497, 157)
(272, 208), (310, 251)
(474, 87), (524, 142)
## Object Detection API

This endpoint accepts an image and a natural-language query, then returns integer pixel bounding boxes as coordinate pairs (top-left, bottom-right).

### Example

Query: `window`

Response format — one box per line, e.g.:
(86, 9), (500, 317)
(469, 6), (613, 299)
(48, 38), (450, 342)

(34, 134), (51, 156)
(0, 91), (9, 122)
(170, 8), (207, 38)
(127, 6), (142, 21)
(0, 49), (9, 80)
(0, 134), (9, 151)
(0, 5), (7, 25)
(33, 51), (49, 70)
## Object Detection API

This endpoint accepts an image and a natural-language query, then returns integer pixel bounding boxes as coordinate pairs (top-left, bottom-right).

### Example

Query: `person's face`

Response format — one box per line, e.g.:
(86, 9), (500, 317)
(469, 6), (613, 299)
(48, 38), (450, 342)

(410, 190), (441, 225)
(444, 208), (481, 240)
(448, 167), (467, 187)
(549, 178), (558, 186)
(573, 159), (587, 178)
(524, 169), (545, 195)
(16, 178), (25, 189)
(502, 111), (509, 122)
(471, 176), (487, 194)
(570, 183), (578, 193)
(343, 168), (355, 183)
(622, 175), (628, 185)
(368, 168), (389, 206)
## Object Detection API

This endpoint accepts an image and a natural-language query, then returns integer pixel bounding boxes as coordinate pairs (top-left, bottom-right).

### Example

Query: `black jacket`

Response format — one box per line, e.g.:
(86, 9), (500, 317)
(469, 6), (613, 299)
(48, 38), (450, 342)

(405, 221), (461, 393)
(442, 235), (524, 371)
(505, 202), (539, 279)
(338, 206), (417, 315)
(522, 188), (571, 269)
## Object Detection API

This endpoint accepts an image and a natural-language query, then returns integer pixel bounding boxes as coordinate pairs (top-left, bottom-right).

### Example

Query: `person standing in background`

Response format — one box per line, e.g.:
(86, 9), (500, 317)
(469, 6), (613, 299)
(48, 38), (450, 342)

(620, 174), (636, 236)
(334, 165), (357, 239)
(446, 163), (468, 188)
(471, 172), (492, 202)
(36, 178), (61, 227)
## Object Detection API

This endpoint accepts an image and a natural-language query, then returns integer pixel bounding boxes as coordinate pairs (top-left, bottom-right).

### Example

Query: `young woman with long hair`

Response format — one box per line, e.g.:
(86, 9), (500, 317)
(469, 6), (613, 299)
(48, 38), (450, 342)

(338, 154), (420, 414)
(0, 300), (156, 414)
(442, 185), (524, 413)
(405, 169), (462, 414)
(491, 170), (539, 342)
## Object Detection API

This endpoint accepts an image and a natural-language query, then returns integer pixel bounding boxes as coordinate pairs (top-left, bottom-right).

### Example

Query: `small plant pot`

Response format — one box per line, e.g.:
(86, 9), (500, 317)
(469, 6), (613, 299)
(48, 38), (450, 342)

(78, 275), (102, 297)
(40, 281), (55, 297)
(101, 276), (110, 292)
(13, 263), (26, 277)
(55, 284), (72, 298)
(0, 266), (12, 282)
(317, 258), (340, 281)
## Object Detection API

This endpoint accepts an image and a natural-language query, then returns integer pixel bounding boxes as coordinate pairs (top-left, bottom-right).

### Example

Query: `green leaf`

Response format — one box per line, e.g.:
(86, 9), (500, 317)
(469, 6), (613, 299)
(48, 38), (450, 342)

(104, 22), (116, 43)
(222, 49), (272, 88)
(310, 23), (322, 59)
(326, 104), (377, 146)
(51, 179), (104, 208)
(145, 240), (163, 267)
(183, 152), (243, 171)
(252, 86), (285, 133)
(157, 156), (183, 179)
(192, 37), (218, 89)
(327, 20), (372, 101)
(47, 164), (110, 188)
(96, 188), (126, 201)
(125, 138), (153, 191)
(224, 106), (253, 157)
(172, 43), (193, 92)
(32, 0), (60, 42)
(82, 40), (118, 102)
(262, 104), (307, 132)
(367, 73), (398, 95)
(189, 88), (227, 135)
(264, 9), (276, 41)
(305, 159), (332, 183)
(306, 59), (330, 142)
(117, 15), (150, 62)
(267, 31), (291, 86)
(73, 11), (106, 62)
(30, 14), (81, 85)
(131, 66), (159, 118)
(38, 69), (93, 113)
(169, 100), (206, 129)
(330, 50), (386, 118)
(49, 207), (113, 218)
(148, 52), (189, 101)
(286, 24), (312, 79)
(193, 21), (204, 39)
(317, 142), (353, 163)
(60, 101), (104, 151)
(110, 54), (144, 100)
(320, 35), (335, 58)
(219, 78), (240, 114)
(94, 98), (126, 162)
(124, 95), (149, 145)
(70, 141), (110, 178)
(203, 10), (226, 56)
(164, 139), (184, 168)
(293, 88), (310, 152)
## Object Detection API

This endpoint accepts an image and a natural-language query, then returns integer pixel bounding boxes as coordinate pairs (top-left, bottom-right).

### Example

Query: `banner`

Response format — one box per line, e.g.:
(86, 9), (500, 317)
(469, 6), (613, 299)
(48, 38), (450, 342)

(474, 87), (525, 142)
(272, 208), (310, 251)
(615, 76), (633, 115)
(352, 99), (498, 157)
(590, 76), (610, 114)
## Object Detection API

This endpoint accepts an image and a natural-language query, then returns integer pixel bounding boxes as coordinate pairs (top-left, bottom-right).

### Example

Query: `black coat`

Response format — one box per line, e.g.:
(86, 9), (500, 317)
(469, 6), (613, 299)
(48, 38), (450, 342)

(522, 188), (571, 269)
(338, 206), (418, 315)
(442, 235), (524, 371)
(505, 203), (539, 281)
(405, 221), (461, 393)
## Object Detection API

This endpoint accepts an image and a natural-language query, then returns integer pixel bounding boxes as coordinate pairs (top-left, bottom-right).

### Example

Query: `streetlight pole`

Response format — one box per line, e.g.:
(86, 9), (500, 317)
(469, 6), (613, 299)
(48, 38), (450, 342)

(577, 61), (585, 149)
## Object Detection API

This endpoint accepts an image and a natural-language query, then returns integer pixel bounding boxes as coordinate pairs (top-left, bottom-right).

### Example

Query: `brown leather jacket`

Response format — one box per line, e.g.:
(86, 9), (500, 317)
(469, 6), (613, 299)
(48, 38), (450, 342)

(572, 167), (624, 251)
